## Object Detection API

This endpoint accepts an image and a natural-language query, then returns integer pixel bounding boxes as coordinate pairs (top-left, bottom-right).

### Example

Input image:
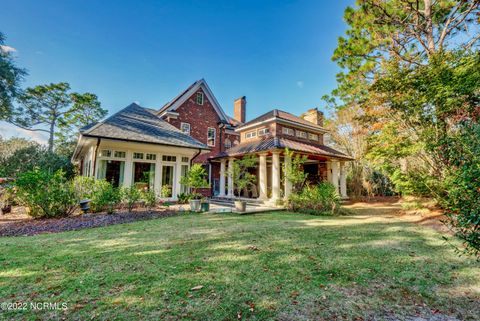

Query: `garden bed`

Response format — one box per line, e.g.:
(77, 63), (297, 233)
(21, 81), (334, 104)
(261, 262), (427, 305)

(0, 208), (180, 237)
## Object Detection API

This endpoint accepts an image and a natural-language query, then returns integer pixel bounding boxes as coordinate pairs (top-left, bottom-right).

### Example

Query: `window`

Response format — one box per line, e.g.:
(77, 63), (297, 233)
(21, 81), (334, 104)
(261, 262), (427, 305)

(133, 152), (144, 160)
(196, 92), (204, 105)
(296, 130), (307, 138)
(97, 160), (125, 187)
(224, 138), (232, 149)
(258, 128), (270, 136)
(282, 127), (294, 136)
(114, 151), (126, 158)
(245, 131), (257, 139)
(180, 122), (191, 135)
(207, 127), (216, 146)
(234, 140), (239, 145)
(162, 155), (176, 162)
(308, 133), (319, 141)
(100, 149), (112, 157)
(181, 156), (189, 163)
(146, 153), (156, 161)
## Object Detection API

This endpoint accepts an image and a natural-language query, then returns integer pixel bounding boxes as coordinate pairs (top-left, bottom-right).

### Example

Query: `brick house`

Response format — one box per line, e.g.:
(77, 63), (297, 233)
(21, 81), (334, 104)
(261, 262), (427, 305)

(72, 79), (352, 201)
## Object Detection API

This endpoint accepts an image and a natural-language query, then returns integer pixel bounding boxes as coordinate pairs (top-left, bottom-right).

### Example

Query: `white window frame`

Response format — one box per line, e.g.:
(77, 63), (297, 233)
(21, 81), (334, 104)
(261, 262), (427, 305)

(207, 127), (216, 146)
(308, 133), (319, 141)
(180, 122), (191, 135)
(282, 127), (294, 136)
(245, 131), (257, 139)
(296, 130), (307, 138)
(196, 92), (204, 105)
(224, 138), (232, 149)
(258, 128), (269, 136)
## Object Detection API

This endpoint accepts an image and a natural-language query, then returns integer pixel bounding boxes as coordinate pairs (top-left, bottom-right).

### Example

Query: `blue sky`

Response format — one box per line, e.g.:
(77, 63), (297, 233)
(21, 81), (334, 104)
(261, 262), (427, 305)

(1, 0), (352, 143)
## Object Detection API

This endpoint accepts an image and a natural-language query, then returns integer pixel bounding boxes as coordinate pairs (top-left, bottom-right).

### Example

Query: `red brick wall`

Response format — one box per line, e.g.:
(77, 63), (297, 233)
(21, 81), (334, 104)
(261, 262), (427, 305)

(163, 87), (239, 196)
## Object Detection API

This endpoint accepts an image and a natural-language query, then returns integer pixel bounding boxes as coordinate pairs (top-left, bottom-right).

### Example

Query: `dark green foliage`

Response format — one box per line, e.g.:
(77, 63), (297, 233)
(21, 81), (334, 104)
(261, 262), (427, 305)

(0, 137), (74, 178)
(441, 122), (480, 257)
(14, 169), (76, 218)
(180, 164), (209, 199)
(90, 180), (121, 214)
(0, 32), (26, 120)
(287, 182), (341, 215)
(177, 192), (192, 204)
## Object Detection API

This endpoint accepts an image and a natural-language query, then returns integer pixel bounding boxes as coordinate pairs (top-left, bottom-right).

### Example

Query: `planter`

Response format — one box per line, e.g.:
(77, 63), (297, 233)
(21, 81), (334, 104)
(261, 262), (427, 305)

(189, 199), (201, 212)
(200, 202), (210, 212)
(234, 200), (246, 212)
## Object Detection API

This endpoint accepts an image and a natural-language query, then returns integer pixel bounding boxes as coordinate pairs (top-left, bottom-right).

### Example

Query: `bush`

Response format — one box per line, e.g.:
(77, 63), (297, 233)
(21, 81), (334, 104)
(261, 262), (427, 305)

(122, 185), (141, 212)
(15, 169), (77, 218)
(287, 182), (341, 215)
(73, 176), (96, 201)
(177, 192), (192, 204)
(142, 188), (157, 211)
(90, 179), (121, 214)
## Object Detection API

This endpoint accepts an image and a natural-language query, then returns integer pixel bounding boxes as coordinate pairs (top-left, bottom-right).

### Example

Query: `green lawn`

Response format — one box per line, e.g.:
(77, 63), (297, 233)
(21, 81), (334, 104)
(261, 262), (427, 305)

(0, 209), (478, 320)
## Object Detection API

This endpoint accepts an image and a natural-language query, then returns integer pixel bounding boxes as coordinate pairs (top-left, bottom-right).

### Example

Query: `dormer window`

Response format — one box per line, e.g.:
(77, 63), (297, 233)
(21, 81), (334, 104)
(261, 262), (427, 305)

(196, 92), (204, 105)
(296, 130), (307, 139)
(282, 127), (294, 136)
(308, 133), (318, 141)
(258, 128), (270, 136)
(245, 131), (257, 139)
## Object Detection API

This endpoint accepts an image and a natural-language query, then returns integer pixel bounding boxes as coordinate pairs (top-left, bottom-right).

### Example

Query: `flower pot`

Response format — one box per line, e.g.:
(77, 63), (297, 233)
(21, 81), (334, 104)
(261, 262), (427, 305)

(234, 200), (246, 212)
(189, 199), (201, 212)
(200, 202), (210, 212)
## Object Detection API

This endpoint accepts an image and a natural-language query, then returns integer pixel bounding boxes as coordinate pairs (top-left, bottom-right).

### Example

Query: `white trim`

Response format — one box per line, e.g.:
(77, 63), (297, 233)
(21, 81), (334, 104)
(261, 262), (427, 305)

(207, 127), (216, 147)
(235, 116), (329, 134)
(159, 79), (229, 122)
(180, 122), (191, 135)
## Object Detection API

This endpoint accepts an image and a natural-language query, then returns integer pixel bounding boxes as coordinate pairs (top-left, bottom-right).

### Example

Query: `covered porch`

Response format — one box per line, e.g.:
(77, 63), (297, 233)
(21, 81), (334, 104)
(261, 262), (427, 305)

(213, 149), (349, 204)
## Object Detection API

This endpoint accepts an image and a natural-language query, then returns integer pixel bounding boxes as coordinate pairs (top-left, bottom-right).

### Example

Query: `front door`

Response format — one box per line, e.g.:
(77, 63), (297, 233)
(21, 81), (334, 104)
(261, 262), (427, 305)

(161, 165), (175, 197)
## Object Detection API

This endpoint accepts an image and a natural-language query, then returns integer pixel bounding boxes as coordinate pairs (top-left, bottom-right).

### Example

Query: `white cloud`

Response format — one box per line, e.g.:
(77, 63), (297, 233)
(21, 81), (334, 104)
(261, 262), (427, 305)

(0, 45), (16, 53)
(0, 122), (48, 145)
(296, 81), (304, 88)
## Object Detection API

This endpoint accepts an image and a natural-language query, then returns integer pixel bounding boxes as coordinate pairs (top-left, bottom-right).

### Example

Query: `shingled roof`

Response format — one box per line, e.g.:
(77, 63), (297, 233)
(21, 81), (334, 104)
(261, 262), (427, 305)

(211, 137), (352, 160)
(81, 103), (209, 150)
(236, 109), (327, 132)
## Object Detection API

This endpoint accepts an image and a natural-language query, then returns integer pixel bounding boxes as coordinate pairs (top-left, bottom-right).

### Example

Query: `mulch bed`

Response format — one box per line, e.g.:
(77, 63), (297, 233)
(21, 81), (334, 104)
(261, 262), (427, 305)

(0, 210), (180, 237)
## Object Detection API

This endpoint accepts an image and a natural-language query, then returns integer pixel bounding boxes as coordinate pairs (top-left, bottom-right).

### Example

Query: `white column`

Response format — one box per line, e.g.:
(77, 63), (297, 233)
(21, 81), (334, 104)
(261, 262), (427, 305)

(173, 157), (182, 200)
(284, 152), (292, 199)
(258, 153), (268, 200)
(154, 157), (162, 197)
(123, 150), (133, 187)
(271, 151), (281, 201)
(219, 159), (226, 197)
(227, 158), (234, 198)
(340, 161), (347, 198)
(331, 160), (339, 195)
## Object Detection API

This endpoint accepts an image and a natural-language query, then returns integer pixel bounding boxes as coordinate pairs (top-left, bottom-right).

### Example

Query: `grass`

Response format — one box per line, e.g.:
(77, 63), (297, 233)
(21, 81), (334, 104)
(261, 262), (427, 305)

(0, 207), (479, 320)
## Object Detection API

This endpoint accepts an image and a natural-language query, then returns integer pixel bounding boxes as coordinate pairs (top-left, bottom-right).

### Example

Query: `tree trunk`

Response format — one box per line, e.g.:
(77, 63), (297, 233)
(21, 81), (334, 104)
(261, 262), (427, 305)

(424, 0), (435, 55)
(48, 121), (55, 152)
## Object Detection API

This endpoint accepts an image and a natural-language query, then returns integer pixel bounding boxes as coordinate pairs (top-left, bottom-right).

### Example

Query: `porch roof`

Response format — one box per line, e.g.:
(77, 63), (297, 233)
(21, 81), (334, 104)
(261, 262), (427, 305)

(80, 103), (210, 150)
(210, 137), (353, 160)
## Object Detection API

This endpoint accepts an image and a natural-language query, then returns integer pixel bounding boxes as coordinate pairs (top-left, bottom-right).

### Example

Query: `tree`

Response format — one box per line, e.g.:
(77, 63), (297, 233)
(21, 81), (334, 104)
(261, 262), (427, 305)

(0, 32), (26, 120)
(284, 148), (308, 193)
(180, 164), (209, 199)
(13, 82), (107, 152)
(229, 156), (257, 197)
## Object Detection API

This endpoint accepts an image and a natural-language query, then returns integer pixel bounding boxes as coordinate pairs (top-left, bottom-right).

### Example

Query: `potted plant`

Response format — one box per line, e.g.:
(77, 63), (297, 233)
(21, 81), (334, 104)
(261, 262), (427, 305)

(200, 197), (210, 212)
(228, 156), (257, 212)
(180, 164), (209, 212)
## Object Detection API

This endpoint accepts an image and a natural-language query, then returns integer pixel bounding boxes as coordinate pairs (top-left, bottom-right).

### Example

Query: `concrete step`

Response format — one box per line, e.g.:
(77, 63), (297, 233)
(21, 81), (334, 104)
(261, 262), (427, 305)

(210, 197), (265, 207)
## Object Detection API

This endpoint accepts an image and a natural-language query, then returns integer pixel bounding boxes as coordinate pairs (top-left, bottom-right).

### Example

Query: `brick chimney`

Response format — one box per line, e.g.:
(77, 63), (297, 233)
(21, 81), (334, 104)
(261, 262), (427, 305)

(301, 108), (324, 127)
(234, 96), (246, 123)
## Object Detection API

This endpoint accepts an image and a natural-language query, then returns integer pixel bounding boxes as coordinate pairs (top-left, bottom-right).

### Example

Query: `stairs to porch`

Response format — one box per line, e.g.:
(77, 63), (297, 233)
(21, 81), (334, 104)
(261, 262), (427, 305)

(209, 196), (266, 207)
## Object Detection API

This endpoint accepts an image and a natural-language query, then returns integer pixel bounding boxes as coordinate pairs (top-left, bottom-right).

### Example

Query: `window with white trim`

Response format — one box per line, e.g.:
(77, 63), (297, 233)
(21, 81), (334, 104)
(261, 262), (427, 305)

(258, 128), (270, 136)
(308, 133), (319, 141)
(224, 138), (232, 149)
(207, 127), (216, 146)
(282, 127), (294, 136)
(245, 131), (257, 139)
(296, 130), (307, 138)
(196, 92), (204, 105)
(162, 155), (176, 162)
(180, 122), (191, 135)
(100, 149), (112, 157)
(133, 152), (144, 160)
(181, 156), (189, 163)
(146, 153), (156, 161)
(114, 151), (126, 158)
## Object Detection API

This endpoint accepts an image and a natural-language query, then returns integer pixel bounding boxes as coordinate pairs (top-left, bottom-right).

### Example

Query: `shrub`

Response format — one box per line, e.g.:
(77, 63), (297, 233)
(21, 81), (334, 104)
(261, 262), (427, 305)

(15, 169), (77, 218)
(180, 164), (209, 199)
(122, 185), (141, 212)
(90, 179), (121, 214)
(160, 184), (172, 198)
(287, 182), (341, 215)
(177, 192), (192, 204)
(142, 188), (157, 211)
(72, 176), (96, 201)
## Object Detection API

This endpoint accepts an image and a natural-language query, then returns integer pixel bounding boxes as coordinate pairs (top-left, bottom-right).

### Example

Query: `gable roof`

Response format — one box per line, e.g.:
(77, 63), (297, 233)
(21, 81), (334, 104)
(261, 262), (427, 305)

(81, 103), (209, 150)
(211, 137), (352, 160)
(236, 109), (328, 133)
(157, 79), (229, 123)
